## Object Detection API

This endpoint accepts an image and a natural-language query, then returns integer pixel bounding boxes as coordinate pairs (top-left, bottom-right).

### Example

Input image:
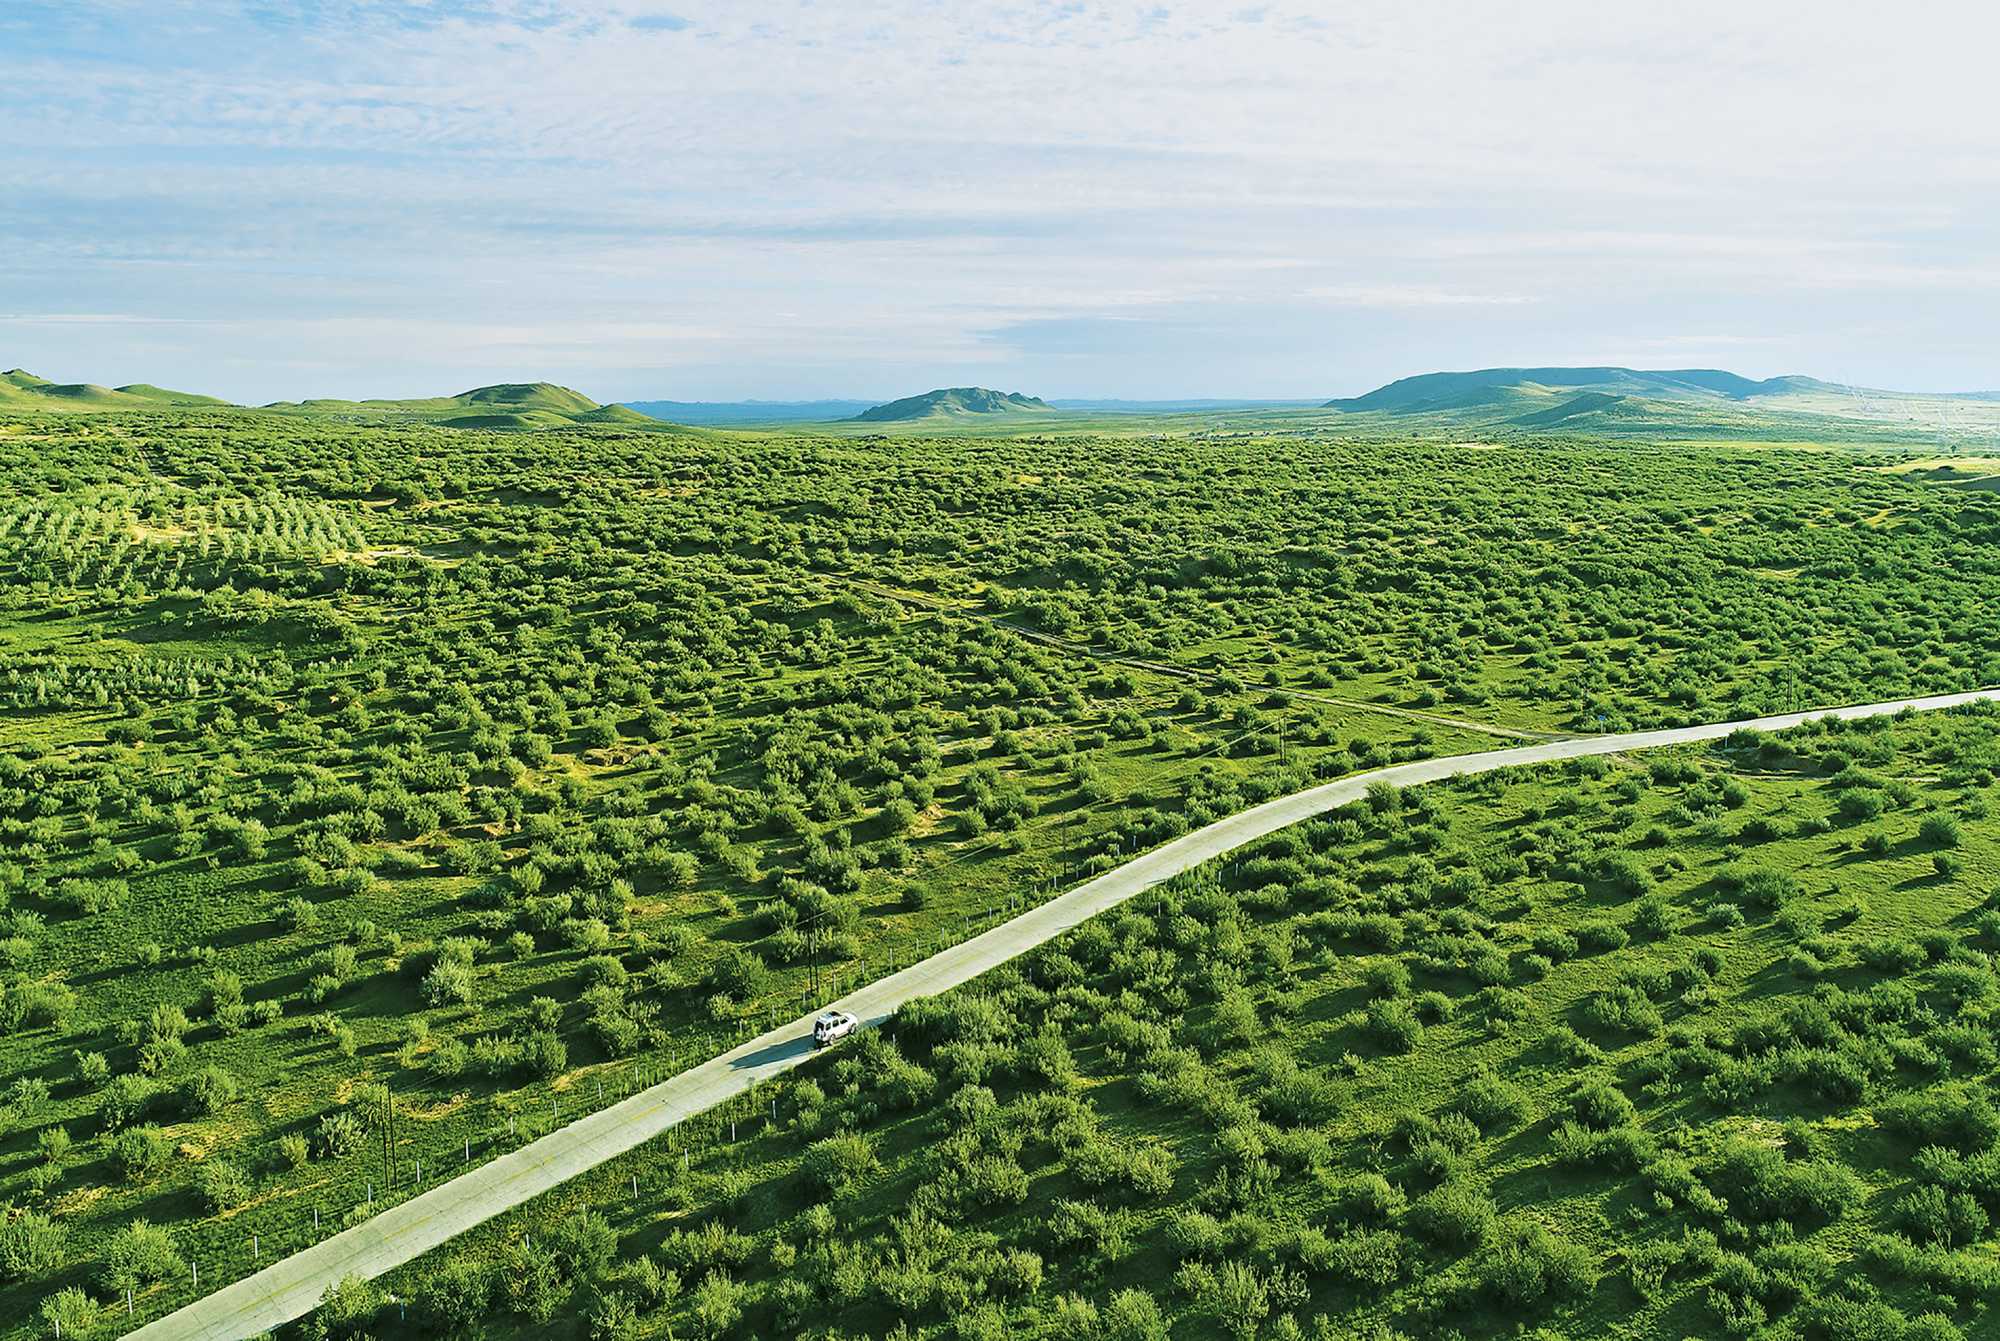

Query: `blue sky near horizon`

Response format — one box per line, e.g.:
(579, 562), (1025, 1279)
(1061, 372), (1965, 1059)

(4, 1), (1999, 404)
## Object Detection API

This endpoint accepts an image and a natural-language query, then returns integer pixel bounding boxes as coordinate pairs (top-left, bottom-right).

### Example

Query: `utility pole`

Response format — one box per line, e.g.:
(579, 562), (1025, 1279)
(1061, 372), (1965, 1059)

(381, 1086), (393, 1197)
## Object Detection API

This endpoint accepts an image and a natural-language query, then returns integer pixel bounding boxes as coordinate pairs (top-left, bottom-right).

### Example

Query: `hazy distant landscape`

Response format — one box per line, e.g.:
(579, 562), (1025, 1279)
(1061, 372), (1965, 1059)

(14, 364), (2000, 457)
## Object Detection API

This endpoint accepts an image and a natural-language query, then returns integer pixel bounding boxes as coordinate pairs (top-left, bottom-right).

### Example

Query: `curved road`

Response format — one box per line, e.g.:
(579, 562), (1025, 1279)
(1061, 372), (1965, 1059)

(135, 688), (1999, 1340)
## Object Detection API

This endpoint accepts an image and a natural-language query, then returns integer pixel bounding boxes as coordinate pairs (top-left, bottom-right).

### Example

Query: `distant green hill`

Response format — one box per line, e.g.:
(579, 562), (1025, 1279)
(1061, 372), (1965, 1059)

(0, 369), (233, 410)
(1326, 366), (1828, 412)
(0, 369), (697, 432)
(457, 382), (600, 415)
(1305, 365), (1977, 443)
(851, 387), (1055, 422)
(570, 403), (666, 426)
(261, 382), (687, 432)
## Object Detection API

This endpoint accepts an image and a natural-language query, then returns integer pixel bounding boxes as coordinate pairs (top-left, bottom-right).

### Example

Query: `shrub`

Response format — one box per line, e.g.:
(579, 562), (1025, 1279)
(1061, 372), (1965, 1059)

(547, 1212), (620, 1283)
(313, 1273), (387, 1338)
(627, 1254), (681, 1310)
(1702, 1139), (1864, 1223)
(1857, 938), (1925, 973)
(1837, 788), (1886, 820)
(97, 1220), (182, 1293)
(422, 960), (475, 1007)
(580, 954), (630, 990)
(1597, 851), (1652, 894)
(443, 840), (504, 875)
(1407, 1182), (1495, 1246)
(1742, 866), (1798, 910)
(1364, 959), (1411, 998)
(523, 1030), (567, 1078)
(10, 1076), (48, 1113)
(1575, 920), (1629, 954)
(1101, 1287), (1171, 1341)
(181, 1065), (238, 1116)
(1633, 895), (1680, 937)
(1454, 1066), (1533, 1131)
(109, 1124), (173, 1182)
(419, 1256), (492, 1333)
(1625, 1237), (1686, 1300)
(688, 1269), (743, 1340)
(1364, 999), (1423, 1052)
(1894, 1184), (1989, 1247)
(588, 1290), (638, 1341)
(72, 1050), (110, 1090)
(0, 1209), (66, 1281)
(1327, 1227), (1404, 1289)
(1879, 1087), (2000, 1153)
(1257, 1065), (1343, 1127)
(39, 1288), (97, 1339)
(1531, 927), (1578, 961)
(6, 982), (76, 1032)
(1169, 1211), (1227, 1260)
(430, 1037), (469, 1077)
(1050, 1198), (1132, 1263)
(805, 1131), (880, 1197)
(1582, 983), (1661, 1036)
(1476, 1217), (1597, 1305)
(316, 1109), (365, 1160)
(1919, 814), (1963, 847)
(706, 947), (771, 1002)
(196, 1158), (252, 1212)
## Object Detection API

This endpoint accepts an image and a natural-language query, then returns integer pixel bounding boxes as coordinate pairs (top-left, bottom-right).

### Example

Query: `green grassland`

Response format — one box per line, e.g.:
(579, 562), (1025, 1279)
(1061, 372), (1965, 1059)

(362, 704), (2000, 1341)
(0, 404), (1994, 1338)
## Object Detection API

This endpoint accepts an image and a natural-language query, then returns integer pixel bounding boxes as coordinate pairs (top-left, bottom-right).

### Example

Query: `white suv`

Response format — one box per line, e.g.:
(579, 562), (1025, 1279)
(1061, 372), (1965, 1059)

(812, 1011), (858, 1049)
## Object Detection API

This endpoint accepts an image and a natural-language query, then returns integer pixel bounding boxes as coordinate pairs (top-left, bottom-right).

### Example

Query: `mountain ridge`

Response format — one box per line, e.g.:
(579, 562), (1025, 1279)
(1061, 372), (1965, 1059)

(1326, 366), (1830, 412)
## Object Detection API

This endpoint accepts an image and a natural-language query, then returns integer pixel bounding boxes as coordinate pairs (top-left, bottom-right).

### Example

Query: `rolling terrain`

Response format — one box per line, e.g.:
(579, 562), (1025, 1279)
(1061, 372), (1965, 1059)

(0, 382), (1995, 1338)
(9, 364), (2000, 454)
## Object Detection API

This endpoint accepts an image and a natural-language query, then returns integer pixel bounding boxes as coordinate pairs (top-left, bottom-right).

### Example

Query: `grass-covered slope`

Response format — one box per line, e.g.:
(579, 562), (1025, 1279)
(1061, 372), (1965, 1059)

(0, 371), (232, 412)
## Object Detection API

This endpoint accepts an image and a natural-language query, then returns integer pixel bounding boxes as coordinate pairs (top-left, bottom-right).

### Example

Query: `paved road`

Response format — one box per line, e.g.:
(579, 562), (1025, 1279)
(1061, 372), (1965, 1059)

(133, 688), (1999, 1340)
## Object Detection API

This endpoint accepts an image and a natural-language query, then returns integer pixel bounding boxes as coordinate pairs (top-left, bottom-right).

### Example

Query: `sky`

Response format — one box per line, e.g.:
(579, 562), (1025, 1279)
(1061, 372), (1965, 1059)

(4, 0), (1999, 404)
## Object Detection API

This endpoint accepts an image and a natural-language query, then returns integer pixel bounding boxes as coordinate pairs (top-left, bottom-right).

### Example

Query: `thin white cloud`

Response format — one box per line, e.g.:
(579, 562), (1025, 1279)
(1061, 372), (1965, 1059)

(1304, 286), (1541, 308)
(3, 1), (2000, 397)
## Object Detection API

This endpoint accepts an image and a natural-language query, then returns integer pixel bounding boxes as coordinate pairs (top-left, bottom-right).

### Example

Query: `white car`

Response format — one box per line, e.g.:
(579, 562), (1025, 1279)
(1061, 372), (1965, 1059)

(812, 1011), (858, 1049)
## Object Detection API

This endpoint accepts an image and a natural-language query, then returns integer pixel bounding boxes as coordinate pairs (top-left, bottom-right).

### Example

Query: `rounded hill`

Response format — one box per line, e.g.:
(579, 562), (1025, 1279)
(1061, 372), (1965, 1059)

(850, 387), (1054, 422)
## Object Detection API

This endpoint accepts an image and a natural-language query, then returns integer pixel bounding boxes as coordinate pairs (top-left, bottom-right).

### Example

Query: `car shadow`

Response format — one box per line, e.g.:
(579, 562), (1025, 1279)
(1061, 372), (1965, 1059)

(727, 1035), (814, 1071)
